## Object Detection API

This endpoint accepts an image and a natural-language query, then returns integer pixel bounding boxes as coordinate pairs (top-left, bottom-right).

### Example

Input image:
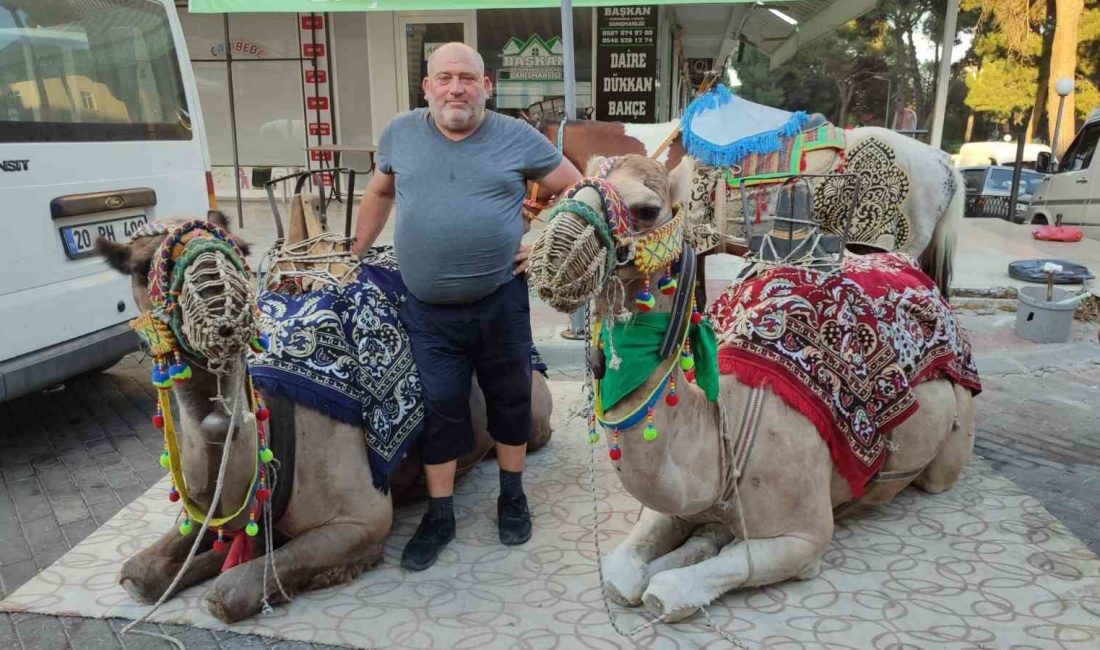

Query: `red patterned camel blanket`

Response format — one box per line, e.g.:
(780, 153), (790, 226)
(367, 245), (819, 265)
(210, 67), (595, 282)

(707, 253), (982, 496)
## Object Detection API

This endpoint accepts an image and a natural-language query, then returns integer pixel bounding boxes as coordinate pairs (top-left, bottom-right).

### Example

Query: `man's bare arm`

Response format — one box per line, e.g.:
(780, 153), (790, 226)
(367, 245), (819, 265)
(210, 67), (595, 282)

(537, 157), (583, 196)
(351, 170), (396, 256)
(512, 158), (583, 276)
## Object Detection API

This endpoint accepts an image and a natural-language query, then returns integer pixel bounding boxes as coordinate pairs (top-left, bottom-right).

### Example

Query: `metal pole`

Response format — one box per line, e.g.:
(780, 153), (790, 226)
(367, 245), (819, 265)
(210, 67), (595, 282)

(883, 78), (891, 128)
(1008, 125), (1026, 223)
(1051, 94), (1067, 165)
(224, 14), (244, 228)
(929, 0), (959, 149)
(561, 0), (577, 120)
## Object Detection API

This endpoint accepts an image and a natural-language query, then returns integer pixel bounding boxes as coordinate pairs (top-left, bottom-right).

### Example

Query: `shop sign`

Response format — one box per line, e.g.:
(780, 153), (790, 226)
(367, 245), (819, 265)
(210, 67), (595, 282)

(595, 6), (658, 122)
(498, 35), (563, 82)
(209, 40), (268, 58)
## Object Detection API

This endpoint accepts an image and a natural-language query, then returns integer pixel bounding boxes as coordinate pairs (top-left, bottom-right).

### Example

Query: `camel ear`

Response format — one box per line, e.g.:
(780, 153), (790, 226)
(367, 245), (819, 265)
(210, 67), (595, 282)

(668, 156), (694, 208)
(96, 238), (132, 275)
(585, 155), (608, 177)
(207, 209), (231, 231)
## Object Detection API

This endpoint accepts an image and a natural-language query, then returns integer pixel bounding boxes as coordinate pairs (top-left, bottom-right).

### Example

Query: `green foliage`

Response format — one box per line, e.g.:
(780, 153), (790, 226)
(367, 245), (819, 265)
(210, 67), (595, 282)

(964, 59), (1038, 118)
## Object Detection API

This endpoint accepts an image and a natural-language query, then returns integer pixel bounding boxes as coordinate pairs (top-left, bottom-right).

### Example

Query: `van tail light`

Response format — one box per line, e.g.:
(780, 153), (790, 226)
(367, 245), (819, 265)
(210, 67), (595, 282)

(206, 171), (217, 210)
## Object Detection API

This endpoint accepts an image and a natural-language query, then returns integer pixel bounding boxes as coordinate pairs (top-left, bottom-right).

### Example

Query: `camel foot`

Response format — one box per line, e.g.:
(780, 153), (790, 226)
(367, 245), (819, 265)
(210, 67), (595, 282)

(602, 551), (647, 607)
(119, 576), (158, 605)
(641, 571), (706, 623)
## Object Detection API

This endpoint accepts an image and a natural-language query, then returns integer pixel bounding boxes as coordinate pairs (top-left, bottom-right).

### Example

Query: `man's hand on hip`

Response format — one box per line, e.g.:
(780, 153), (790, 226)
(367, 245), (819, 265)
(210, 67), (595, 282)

(513, 243), (532, 276)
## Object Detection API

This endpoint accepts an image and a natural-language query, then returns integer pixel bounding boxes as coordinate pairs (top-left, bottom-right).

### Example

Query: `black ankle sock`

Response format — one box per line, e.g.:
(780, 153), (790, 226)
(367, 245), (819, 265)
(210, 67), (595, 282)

(500, 469), (524, 499)
(427, 496), (453, 520)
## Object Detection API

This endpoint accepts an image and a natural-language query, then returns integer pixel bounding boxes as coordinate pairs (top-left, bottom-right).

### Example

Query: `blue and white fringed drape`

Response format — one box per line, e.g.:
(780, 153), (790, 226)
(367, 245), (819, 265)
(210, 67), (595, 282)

(680, 84), (811, 169)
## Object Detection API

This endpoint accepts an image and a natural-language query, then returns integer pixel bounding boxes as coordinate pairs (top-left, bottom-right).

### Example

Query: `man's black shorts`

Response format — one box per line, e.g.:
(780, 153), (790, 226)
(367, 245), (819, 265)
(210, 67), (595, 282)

(400, 277), (533, 465)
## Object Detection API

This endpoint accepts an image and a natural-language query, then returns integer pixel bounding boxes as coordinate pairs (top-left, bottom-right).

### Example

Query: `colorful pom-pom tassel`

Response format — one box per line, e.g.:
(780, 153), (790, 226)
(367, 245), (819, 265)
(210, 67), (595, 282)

(169, 361), (192, 384)
(151, 365), (172, 389)
(256, 486), (271, 503)
(609, 446), (622, 461)
(643, 408), (659, 441)
(666, 378), (679, 407)
(588, 430), (600, 444)
(680, 355), (695, 371)
(691, 310), (703, 325)
(249, 333), (270, 354)
(213, 529), (227, 552)
(245, 520), (259, 537)
(635, 291), (655, 312)
(179, 519), (193, 536)
(152, 413), (165, 429)
(685, 368), (696, 383)
(259, 447), (274, 464)
(657, 275), (677, 295)
(159, 451), (170, 469)
(256, 406), (270, 422)
(168, 487), (179, 503)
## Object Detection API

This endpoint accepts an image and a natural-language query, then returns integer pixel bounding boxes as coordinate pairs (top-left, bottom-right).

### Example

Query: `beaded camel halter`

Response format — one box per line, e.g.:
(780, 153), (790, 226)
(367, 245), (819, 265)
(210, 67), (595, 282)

(129, 219), (276, 559)
(532, 157), (704, 462)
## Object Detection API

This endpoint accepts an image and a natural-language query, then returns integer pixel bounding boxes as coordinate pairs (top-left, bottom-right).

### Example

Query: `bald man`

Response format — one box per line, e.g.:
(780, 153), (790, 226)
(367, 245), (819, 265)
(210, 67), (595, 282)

(352, 42), (582, 571)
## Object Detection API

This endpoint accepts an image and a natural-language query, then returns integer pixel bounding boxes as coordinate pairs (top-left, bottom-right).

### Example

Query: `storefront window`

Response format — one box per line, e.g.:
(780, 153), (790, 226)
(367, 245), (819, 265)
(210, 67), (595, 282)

(476, 8), (592, 117)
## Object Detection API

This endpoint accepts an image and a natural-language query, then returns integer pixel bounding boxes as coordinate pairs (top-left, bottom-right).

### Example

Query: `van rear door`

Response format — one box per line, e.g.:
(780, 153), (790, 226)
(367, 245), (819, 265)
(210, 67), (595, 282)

(0, 0), (209, 366)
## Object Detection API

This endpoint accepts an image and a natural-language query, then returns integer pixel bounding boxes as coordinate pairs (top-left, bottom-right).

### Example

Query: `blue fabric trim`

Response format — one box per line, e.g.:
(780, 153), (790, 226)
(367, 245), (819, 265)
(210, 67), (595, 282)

(680, 85), (811, 168)
(598, 374), (669, 430)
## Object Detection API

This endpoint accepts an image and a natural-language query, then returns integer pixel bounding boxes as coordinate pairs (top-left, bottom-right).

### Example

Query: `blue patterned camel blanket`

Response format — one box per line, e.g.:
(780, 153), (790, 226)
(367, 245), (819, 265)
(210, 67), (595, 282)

(250, 248), (547, 491)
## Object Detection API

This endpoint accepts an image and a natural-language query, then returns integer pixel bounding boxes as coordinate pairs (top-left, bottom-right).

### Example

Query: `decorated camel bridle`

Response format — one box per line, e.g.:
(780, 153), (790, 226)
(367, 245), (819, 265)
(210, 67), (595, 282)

(539, 157), (704, 461)
(129, 220), (276, 562)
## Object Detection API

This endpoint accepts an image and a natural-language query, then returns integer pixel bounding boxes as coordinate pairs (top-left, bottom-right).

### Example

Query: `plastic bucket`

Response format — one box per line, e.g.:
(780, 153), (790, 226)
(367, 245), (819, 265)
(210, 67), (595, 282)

(1014, 286), (1076, 343)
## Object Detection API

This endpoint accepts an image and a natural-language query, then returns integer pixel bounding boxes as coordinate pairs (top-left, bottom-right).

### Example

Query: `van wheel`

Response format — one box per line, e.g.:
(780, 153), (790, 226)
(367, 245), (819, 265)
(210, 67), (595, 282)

(1031, 215), (1049, 226)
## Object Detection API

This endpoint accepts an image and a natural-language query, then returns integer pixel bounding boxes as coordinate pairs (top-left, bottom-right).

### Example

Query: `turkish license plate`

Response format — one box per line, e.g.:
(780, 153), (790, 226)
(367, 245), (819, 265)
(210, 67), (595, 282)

(60, 214), (148, 259)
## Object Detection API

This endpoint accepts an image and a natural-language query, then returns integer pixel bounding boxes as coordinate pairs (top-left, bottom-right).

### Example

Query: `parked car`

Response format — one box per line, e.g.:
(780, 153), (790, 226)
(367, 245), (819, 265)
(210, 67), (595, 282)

(1029, 106), (1100, 235)
(960, 165), (1048, 222)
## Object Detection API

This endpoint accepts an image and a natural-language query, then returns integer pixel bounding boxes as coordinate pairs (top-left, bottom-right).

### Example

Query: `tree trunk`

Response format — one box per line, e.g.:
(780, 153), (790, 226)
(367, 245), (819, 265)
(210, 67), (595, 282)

(891, 11), (911, 117)
(1047, 0), (1083, 156)
(836, 80), (854, 126)
(1026, 0), (1056, 144)
(964, 111), (975, 142)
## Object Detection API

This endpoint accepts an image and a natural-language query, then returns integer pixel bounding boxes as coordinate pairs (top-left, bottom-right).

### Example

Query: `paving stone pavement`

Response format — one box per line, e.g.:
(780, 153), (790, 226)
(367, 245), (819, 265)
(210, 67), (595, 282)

(1, 311), (1099, 648)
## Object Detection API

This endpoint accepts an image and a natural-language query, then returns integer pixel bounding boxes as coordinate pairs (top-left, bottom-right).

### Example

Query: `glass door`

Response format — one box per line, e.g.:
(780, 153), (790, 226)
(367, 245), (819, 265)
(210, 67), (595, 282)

(395, 12), (477, 112)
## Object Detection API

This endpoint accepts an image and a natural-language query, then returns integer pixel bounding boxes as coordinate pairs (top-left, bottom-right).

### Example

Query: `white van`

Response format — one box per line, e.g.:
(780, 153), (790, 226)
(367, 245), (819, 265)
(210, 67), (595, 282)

(1028, 107), (1100, 232)
(956, 140), (1051, 168)
(0, 0), (213, 402)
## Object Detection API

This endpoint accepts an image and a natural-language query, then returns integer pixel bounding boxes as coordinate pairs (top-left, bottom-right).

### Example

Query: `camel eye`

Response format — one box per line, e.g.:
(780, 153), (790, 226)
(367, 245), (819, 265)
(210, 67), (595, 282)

(632, 204), (661, 224)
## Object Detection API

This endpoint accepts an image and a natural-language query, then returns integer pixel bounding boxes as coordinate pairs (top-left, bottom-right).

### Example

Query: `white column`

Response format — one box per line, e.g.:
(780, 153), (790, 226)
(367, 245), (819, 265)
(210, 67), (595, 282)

(929, 0), (959, 150)
(365, 12), (398, 145)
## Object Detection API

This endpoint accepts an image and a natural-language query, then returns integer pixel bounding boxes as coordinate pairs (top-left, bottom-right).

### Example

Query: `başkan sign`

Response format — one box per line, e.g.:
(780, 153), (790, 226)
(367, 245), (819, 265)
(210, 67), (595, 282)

(595, 6), (658, 122)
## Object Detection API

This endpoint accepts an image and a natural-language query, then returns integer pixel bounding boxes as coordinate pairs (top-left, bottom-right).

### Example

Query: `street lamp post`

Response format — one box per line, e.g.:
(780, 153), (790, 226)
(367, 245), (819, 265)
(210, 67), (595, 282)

(1051, 76), (1074, 165)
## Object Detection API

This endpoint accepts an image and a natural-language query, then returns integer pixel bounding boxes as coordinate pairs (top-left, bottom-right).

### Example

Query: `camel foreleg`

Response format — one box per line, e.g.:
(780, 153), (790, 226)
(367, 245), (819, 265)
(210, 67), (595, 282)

(203, 521), (384, 623)
(119, 529), (225, 604)
(641, 534), (827, 622)
(603, 508), (694, 607)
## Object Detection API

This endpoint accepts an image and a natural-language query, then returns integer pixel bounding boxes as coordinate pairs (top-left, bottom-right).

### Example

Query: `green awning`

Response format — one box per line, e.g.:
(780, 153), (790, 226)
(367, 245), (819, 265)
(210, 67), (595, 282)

(188, 0), (761, 13)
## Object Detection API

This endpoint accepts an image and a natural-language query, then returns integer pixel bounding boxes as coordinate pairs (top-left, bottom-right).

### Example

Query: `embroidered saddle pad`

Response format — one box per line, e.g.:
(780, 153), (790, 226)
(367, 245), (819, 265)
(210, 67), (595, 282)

(250, 247), (547, 491)
(681, 85), (811, 168)
(706, 252), (982, 496)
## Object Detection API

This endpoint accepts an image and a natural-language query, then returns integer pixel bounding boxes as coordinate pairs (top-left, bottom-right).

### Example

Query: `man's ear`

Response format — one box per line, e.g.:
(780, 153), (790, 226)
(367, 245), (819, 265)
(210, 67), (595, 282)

(96, 239), (132, 275)
(585, 155), (608, 177)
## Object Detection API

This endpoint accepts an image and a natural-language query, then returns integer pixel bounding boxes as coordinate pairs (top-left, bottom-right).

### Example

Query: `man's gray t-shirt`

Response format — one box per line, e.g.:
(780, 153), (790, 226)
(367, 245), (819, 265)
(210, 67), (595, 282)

(377, 109), (562, 304)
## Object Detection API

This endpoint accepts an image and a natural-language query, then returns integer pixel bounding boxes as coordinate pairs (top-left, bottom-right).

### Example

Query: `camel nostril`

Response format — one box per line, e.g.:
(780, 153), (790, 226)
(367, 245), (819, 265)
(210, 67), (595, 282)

(218, 325), (234, 338)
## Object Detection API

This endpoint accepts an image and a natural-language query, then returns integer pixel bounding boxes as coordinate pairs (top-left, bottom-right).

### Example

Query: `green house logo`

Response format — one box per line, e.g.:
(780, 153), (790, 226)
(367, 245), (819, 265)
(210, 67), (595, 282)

(500, 35), (563, 81)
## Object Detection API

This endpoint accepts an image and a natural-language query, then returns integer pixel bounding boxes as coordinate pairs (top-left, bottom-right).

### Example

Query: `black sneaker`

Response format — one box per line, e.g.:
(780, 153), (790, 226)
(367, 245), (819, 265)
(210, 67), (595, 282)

(401, 512), (455, 571)
(497, 494), (532, 546)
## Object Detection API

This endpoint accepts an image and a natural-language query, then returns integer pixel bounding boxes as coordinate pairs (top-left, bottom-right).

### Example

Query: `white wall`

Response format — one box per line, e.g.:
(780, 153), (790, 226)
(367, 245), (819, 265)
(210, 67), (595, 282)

(365, 12), (399, 146)
(332, 14), (374, 171)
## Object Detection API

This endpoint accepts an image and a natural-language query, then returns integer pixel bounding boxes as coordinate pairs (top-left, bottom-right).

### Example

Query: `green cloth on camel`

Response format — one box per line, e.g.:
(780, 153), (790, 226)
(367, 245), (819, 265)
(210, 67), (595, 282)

(599, 312), (720, 411)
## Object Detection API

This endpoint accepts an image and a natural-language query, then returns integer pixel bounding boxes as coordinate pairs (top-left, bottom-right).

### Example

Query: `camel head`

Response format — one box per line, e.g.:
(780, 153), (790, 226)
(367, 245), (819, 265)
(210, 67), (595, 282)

(96, 212), (258, 438)
(528, 153), (690, 317)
